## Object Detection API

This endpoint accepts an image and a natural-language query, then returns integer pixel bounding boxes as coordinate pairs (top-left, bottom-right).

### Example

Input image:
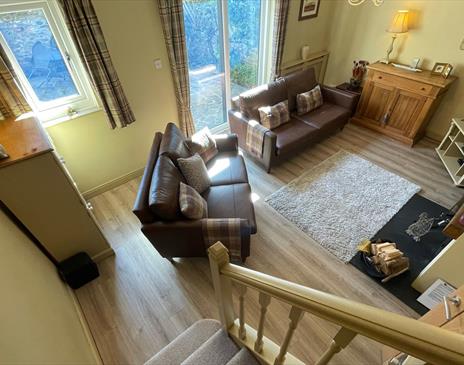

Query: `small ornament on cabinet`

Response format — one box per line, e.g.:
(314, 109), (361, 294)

(349, 60), (369, 91)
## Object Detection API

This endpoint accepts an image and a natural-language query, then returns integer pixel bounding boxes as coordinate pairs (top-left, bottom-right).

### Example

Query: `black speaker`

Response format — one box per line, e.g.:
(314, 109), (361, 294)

(58, 252), (99, 289)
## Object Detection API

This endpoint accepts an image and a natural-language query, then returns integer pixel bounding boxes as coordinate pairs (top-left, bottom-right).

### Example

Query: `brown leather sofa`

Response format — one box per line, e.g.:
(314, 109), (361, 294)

(228, 68), (359, 172)
(133, 123), (256, 262)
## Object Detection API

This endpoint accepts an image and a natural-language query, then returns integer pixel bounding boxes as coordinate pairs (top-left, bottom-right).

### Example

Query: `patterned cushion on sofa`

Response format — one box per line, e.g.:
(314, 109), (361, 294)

(258, 100), (290, 130)
(296, 85), (323, 115)
(179, 182), (208, 219)
(184, 127), (218, 163)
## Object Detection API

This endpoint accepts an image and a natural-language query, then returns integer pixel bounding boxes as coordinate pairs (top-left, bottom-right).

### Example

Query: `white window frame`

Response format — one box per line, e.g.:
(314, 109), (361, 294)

(0, 0), (99, 126)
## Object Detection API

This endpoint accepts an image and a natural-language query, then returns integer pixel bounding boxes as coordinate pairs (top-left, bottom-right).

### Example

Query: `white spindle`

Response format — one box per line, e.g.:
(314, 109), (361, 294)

(274, 306), (304, 365)
(254, 292), (271, 353)
(315, 327), (357, 365)
(237, 283), (247, 340)
(208, 242), (235, 329)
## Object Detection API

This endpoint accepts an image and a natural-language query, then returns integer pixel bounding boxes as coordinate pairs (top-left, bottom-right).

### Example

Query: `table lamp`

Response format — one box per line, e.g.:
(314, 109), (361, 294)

(382, 10), (409, 64)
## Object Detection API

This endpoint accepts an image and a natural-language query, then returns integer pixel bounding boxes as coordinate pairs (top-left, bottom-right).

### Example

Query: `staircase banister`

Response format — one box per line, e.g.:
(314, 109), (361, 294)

(220, 263), (464, 365)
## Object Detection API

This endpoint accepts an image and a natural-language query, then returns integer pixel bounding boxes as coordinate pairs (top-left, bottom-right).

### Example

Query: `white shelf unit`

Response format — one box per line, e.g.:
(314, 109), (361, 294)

(436, 118), (464, 187)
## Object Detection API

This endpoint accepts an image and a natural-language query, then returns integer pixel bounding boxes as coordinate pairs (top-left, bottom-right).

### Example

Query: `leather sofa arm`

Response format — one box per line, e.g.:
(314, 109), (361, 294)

(141, 218), (251, 260)
(133, 133), (163, 224)
(321, 85), (359, 115)
(214, 133), (238, 153)
(228, 109), (277, 172)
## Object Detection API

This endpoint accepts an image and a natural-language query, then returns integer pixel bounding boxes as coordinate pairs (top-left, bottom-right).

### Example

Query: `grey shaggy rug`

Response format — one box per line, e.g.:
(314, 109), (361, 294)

(265, 151), (421, 262)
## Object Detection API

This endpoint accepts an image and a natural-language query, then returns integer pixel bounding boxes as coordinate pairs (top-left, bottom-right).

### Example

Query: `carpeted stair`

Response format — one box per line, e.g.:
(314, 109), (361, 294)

(145, 319), (260, 365)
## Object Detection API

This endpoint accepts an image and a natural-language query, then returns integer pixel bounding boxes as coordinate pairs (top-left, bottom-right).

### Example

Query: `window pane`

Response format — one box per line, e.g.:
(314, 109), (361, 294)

(184, 0), (226, 130)
(229, 0), (261, 97)
(0, 9), (79, 102)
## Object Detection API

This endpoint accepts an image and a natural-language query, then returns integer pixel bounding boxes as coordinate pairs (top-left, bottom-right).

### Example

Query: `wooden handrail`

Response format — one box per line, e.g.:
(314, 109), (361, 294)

(220, 262), (464, 365)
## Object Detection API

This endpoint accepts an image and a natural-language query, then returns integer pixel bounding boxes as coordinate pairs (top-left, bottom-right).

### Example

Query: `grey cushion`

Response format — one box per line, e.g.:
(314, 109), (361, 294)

(178, 154), (211, 194)
(284, 67), (318, 111)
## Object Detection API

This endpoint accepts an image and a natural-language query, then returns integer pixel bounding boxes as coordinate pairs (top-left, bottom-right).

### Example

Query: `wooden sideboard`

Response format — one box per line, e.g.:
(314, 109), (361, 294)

(0, 116), (113, 262)
(352, 62), (457, 146)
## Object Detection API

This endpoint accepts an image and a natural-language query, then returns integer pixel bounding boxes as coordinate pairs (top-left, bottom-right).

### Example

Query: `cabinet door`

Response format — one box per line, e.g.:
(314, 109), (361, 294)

(357, 81), (396, 125)
(385, 89), (426, 136)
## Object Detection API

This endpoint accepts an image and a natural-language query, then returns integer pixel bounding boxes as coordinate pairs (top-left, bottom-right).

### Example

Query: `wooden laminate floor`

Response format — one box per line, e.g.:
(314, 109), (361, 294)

(77, 124), (463, 365)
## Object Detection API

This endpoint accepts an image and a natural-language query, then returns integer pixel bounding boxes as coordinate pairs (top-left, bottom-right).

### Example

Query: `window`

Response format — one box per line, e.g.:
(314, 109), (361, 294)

(183, 0), (274, 132)
(0, 0), (98, 125)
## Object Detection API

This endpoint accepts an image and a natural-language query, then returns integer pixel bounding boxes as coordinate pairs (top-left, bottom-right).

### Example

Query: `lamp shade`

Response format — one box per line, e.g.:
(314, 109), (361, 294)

(388, 10), (409, 34)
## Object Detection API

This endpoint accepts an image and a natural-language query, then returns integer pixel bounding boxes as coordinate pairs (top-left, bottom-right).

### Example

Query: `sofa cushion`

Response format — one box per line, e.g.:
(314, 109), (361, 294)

(239, 77), (286, 121)
(202, 183), (257, 234)
(184, 127), (218, 163)
(159, 122), (191, 165)
(258, 99), (290, 130)
(273, 118), (320, 156)
(179, 182), (208, 219)
(148, 155), (185, 220)
(207, 152), (248, 186)
(293, 103), (350, 132)
(178, 153), (211, 194)
(297, 85), (323, 115)
(284, 68), (318, 112)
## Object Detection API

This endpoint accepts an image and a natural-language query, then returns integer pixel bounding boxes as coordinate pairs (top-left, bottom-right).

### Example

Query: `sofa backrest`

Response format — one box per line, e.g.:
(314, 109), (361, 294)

(239, 77), (286, 121)
(133, 132), (163, 224)
(284, 68), (318, 112)
(159, 122), (191, 166)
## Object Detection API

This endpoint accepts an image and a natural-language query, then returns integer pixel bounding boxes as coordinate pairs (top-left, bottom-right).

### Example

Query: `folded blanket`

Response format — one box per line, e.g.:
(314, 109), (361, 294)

(246, 119), (269, 158)
(202, 218), (243, 261)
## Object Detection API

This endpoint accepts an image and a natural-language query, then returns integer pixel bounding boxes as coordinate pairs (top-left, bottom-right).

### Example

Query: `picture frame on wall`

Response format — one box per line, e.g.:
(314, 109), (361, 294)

(298, 0), (320, 20)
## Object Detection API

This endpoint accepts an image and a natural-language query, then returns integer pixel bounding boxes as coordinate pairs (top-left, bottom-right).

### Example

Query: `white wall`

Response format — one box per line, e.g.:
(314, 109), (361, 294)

(0, 209), (100, 364)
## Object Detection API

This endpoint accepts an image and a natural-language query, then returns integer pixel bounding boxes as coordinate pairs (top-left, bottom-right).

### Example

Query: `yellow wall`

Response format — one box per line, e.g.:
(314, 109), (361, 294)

(283, 0), (335, 64)
(46, 0), (333, 194)
(0, 210), (100, 364)
(325, 0), (464, 140)
(46, 0), (177, 194)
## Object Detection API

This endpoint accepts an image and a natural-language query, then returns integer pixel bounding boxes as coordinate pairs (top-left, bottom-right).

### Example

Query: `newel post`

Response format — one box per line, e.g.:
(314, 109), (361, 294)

(208, 241), (235, 329)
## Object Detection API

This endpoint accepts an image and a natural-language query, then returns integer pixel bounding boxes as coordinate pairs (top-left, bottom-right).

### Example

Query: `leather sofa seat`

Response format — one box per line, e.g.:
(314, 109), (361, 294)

(202, 183), (257, 234)
(294, 103), (351, 133)
(207, 151), (248, 186)
(274, 119), (320, 156)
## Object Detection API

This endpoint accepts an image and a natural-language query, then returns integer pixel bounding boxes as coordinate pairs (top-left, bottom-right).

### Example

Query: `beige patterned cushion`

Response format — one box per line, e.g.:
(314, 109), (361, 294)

(184, 127), (218, 163)
(179, 182), (208, 219)
(177, 153), (211, 194)
(258, 100), (290, 130)
(296, 85), (323, 115)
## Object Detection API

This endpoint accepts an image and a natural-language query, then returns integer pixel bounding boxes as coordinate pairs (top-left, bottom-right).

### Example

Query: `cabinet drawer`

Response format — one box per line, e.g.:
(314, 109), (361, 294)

(372, 71), (434, 96)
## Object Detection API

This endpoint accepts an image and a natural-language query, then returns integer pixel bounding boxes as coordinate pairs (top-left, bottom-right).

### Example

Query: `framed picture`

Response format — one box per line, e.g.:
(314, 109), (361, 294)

(298, 0), (320, 21)
(431, 62), (452, 78)
(442, 64), (454, 79)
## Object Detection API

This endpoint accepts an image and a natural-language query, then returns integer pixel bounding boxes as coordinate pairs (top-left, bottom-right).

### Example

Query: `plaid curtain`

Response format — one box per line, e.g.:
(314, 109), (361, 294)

(158, 0), (196, 137)
(0, 47), (31, 120)
(58, 0), (135, 129)
(270, 0), (290, 80)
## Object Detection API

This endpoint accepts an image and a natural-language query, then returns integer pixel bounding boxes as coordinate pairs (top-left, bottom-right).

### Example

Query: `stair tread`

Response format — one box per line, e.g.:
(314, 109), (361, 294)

(226, 347), (260, 365)
(181, 328), (239, 365)
(144, 319), (222, 365)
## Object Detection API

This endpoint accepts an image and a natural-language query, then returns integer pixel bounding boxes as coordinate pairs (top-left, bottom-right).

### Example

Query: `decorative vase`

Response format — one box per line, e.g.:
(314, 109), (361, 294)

(301, 45), (310, 60)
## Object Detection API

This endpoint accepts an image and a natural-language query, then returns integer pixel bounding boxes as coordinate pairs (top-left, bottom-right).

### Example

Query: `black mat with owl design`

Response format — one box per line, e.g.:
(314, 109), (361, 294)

(350, 194), (452, 315)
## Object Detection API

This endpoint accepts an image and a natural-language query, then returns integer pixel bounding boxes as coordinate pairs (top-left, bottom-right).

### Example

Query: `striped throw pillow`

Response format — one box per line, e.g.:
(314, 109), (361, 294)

(296, 85), (323, 115)
(184, 127), (218, 163)
(179, 182), (208, 219)
(258, 100), (290, 130)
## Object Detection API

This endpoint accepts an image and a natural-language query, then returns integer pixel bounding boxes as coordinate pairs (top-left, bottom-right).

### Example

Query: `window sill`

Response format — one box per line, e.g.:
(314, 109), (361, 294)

(41, 106), (102, 128)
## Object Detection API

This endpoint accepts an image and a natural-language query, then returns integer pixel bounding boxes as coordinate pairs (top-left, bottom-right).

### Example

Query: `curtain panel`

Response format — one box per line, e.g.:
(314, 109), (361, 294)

(158, 0), (195, 137)
(270, 0), (290, 80)
(0, 47), (31, 120)
(59, 0), (135, 129)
